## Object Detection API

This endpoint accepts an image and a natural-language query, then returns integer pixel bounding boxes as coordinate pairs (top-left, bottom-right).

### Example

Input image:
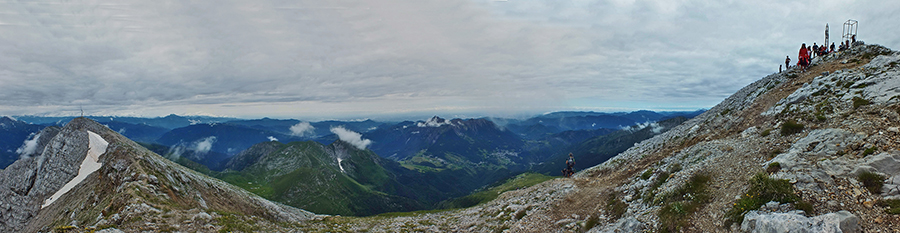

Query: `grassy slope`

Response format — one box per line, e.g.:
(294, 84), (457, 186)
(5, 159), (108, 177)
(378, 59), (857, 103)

(437, 172), (555, 209)
(212, 141), (423, 216)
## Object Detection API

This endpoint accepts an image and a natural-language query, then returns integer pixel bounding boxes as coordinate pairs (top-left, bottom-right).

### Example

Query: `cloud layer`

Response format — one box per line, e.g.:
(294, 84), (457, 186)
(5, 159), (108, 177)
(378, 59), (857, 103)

(193, 136), (217, 155)
(16, 132), (42, 158)
(289, 122), (316, 137)
(330, 126), (372, 150)
(1, 0), (898, 119)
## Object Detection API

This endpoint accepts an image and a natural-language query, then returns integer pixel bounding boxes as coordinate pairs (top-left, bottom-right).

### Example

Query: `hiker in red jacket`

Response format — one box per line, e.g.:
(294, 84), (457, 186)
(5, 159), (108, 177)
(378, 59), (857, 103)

(798, 44), (810, 71)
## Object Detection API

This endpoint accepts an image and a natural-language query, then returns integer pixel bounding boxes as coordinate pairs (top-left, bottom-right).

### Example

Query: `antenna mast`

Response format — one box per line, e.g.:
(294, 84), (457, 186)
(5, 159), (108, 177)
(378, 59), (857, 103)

(842, 19), (858, 44)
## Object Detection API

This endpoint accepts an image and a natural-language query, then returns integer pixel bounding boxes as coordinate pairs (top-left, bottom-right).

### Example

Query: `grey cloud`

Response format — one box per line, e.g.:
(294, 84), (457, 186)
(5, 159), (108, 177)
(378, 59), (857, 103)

(1, 0), (898, 118)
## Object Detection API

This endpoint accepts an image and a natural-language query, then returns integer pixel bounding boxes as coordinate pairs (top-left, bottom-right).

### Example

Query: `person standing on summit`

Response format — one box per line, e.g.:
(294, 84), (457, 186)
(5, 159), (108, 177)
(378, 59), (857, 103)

(798, 43), (809, 71)
(812, 43), (818, 59)
(785, 56), (791, 69)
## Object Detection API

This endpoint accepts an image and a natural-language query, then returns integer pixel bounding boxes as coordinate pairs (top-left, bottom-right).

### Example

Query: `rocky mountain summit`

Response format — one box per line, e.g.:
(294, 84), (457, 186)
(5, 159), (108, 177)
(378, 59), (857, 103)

(0, 118), (316, 232)
(293, 44), (900, 232)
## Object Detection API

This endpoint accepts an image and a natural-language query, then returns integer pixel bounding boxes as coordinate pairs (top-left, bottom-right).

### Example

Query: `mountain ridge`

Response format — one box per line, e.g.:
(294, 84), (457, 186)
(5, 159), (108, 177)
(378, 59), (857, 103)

(288, 43), (900, 232)
(0, 117), (317, 232)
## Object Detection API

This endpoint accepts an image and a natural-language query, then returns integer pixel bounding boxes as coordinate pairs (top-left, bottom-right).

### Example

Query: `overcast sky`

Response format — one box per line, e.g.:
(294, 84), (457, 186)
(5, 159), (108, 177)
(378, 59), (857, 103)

(1, 0), (898, 120)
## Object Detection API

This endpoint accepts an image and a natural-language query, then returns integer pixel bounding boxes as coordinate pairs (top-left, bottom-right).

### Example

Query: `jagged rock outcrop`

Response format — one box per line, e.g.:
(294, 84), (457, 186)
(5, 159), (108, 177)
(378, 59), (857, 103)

(741, 210), (858, 233)
(1, 121), (91, 232)
(1, 118), (316, 232)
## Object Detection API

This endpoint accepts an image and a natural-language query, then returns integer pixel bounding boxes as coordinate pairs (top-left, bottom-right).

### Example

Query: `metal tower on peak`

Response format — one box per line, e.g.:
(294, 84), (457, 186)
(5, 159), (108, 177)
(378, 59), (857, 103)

(842, 19), (858, 44)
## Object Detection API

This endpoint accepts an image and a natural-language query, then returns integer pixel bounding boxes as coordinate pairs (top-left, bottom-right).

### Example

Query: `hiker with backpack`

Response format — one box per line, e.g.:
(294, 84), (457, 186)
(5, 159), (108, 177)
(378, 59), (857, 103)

(563, 153), (576, 177)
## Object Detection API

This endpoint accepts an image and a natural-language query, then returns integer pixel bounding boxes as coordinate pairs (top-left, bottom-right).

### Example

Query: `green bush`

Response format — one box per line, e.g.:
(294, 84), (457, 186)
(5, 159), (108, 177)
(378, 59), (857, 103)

(780, 121), (804, 136)
(641, 169), (653, 180)
(858, 171), (885, 194)
(605, 194), (628, 220)
(668, 163), (683, 173)
(658, 173), (710, 233)
(582, 215), (601, 232)
(878, 199), (900, 215)
(721, 108), (732, 115)
(852, 97), (871, 109)
(815, 114), (826, 122)
(725, 173), (801, 226)
(766, 162), (781, 173)
(760, 129), (771, 137)
(643, 171), (670, 203)
(862, 146), (877, 156)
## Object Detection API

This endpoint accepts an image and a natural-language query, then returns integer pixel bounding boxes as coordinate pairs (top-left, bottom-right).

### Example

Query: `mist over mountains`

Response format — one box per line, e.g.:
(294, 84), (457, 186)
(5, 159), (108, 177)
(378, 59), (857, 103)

(4, 110), (701, 170)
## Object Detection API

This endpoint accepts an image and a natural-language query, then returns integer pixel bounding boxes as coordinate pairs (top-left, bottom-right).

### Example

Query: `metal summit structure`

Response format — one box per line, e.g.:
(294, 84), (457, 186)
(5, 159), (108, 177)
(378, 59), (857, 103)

(842, 19), (858, 44)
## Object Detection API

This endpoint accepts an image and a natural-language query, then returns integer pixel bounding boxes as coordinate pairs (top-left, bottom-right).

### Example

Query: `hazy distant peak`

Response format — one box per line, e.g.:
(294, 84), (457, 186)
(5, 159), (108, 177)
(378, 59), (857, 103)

(417, 116), (454, 127)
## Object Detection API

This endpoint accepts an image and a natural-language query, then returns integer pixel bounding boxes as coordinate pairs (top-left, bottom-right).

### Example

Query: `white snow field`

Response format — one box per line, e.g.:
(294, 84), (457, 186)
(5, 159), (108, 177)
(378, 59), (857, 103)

(41, 131), (108, 209)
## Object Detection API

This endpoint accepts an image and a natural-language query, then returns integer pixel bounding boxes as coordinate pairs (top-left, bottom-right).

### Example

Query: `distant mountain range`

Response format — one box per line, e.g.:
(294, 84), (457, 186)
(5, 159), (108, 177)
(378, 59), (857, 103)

(6, 110), (702, 171)
(2, 110), (703, 217)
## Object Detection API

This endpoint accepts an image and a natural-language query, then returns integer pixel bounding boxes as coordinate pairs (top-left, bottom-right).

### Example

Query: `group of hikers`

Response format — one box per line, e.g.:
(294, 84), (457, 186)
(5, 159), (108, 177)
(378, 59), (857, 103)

(783, 35), (856, 73)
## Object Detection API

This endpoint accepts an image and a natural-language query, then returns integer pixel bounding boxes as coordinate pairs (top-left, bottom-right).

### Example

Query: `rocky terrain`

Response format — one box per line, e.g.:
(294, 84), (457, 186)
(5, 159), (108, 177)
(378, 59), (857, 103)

(0, 118), (317, 232)
(292, 43), (900, 232)
(2, 43), (897, 232)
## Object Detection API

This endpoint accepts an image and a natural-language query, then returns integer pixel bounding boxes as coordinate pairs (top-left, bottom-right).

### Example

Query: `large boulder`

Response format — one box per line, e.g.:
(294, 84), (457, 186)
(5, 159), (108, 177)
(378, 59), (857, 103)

(741, 210), (859, 233)
(591, 217), (646, 233)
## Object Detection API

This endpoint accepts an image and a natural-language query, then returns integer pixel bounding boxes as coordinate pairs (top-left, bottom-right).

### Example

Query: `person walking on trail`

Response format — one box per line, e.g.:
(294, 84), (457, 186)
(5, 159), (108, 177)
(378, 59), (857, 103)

(830, 42), (836, 53)
(564, 153), (576, 177)
(785, 56), (791, 69)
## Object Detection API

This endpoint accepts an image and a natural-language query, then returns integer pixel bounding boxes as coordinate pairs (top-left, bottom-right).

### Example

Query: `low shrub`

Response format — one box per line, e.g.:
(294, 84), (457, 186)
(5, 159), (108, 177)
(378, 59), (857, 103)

(641, 169), (653, 180)
(852, 97), (871, 109)
(766, 162), (781, 173)
(858, 171), (885, 194)
(862, 146), (877, 156)
(815, 114), (827, 122)
(605, 194), (628, 220)
(780, 121), (804, 136)
(668, 163), (683, 174)
(53, 225), (77, 233)
(582, 215), (601, 232)
(878, 199), (900, 215)
(721, 108), (732, 115)
(725, 173), (801, 226)
(760, 129), (771, 137)
(658, 173), (710, 233)
(643, 171), (670, 203)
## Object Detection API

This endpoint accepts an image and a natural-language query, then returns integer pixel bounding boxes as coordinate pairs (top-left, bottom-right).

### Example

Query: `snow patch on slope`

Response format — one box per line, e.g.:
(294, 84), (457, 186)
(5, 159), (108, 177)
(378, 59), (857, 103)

(417, 116), (453, 127)
(337, 158), (345, 173)
(41, 130), (108, 209)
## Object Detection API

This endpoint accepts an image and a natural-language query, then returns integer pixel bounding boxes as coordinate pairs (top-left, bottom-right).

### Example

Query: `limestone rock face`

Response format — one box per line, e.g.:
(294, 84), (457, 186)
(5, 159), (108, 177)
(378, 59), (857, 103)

(741, 210), (859, 233)
(1, 118), (316, 232)
(0, 119), (92, 232)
